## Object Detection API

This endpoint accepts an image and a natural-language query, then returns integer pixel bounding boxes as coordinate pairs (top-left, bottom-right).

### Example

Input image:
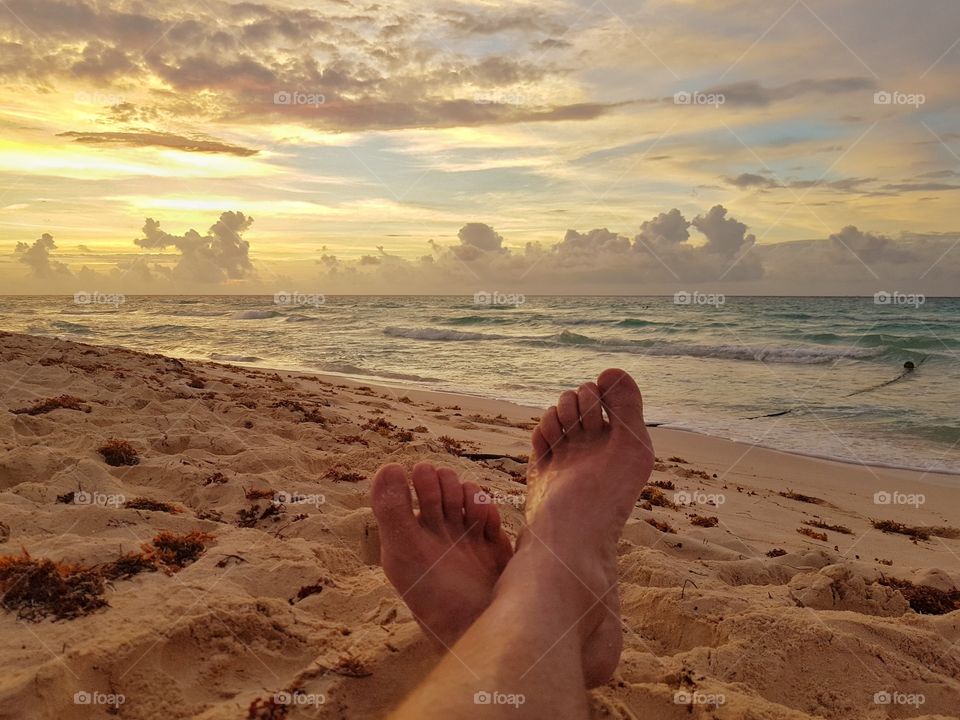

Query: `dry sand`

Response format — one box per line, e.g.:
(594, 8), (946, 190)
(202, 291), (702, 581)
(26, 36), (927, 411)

(0, 330), (958, 719)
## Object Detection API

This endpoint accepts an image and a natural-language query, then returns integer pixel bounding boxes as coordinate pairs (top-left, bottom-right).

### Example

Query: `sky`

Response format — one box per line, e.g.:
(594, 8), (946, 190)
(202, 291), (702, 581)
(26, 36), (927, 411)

(1, 0), (959, 295)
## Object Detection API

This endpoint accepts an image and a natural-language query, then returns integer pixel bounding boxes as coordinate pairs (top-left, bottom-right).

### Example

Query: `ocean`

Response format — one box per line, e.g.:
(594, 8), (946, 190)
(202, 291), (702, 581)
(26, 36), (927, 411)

(2, 295), (958, 474)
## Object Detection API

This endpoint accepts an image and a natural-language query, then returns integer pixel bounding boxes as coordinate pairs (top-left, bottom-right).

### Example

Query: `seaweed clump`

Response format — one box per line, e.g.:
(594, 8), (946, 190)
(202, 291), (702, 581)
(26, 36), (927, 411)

(0, 553), (107, 621)
(13, 395), (89, 416)
(98, 439), (140, 466)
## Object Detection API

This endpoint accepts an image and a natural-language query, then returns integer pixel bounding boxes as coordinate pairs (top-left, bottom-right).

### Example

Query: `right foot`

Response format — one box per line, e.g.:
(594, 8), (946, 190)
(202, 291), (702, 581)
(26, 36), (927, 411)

(512, 368), (655, 682)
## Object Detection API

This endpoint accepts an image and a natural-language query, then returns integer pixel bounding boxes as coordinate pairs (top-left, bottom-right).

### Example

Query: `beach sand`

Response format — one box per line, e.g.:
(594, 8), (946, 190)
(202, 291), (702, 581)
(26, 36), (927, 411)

(0, 330), (958, 719)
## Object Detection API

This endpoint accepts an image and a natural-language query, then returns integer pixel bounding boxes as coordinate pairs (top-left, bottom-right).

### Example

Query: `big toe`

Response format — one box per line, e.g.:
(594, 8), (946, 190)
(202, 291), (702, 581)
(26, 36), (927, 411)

(597, 368), (646, 431)
(371, 464), (416, 536)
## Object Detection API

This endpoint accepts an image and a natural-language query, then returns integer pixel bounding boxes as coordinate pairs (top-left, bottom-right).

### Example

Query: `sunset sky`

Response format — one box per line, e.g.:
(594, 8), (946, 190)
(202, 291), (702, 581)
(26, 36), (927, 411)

(1, 0), (959, 294)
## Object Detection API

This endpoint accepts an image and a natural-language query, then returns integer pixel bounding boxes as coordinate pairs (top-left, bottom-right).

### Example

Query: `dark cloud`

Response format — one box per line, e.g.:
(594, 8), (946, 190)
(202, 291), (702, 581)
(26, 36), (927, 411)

(693, 205), (756, 257)
(557, 228), (631, 254)
(725, 173), (779, 189)
(701, 77), (875, 107)
(14, 233), (72, 278)
(829, 226), (918, 264)
(57, 131), (258, 156)
(135, 212), (255, 283)
(636, 209), (690, 246)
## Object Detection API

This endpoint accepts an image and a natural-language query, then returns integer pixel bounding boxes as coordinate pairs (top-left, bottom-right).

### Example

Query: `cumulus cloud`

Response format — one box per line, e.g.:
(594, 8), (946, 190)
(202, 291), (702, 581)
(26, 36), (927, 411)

(9, 208), (958, 296)
(453, 222), (507, 260)
(14, 233), (72, 278)
(636, 209), (691, 246)
(134, 211), (255, 283)
(829, 226), (918, 264)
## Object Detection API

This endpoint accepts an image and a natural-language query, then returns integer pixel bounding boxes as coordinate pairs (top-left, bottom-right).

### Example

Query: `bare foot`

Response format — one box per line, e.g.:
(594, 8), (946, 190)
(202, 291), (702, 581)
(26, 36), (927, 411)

(371, 462), (512, 648)
(515, 368), (655, 681)
(371, 369), (652, 687)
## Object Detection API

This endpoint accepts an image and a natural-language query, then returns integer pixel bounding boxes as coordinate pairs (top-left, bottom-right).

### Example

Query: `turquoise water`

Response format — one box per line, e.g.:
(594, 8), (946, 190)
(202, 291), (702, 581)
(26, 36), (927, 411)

(2, 295), (958, 473)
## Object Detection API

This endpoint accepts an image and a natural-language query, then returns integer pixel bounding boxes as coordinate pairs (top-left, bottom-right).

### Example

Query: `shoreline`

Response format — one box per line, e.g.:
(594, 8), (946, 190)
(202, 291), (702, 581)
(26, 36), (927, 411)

(253, 360), (960, 483)
(12, 328), (960, 480)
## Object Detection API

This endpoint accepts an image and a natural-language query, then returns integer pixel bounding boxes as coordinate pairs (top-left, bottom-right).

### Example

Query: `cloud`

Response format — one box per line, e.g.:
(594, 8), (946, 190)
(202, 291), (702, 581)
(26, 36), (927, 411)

(692, 205), (756, 258)
(701, 77), (875, 106)
(636, 209), (691, 246)
(14, 233), (72, 278)
(57, 131), (258, 156)
(453, 222), (507, 260)
(725, 173), (779, 189)
(829, 226), (918, 264)
(0, 0), (617, 132)
(134, 211), (255, 283)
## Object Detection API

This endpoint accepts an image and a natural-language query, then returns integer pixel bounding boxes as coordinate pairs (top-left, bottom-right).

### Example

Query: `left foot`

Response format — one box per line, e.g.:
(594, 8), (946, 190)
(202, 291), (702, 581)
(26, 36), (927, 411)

(371, 462), (513, 648)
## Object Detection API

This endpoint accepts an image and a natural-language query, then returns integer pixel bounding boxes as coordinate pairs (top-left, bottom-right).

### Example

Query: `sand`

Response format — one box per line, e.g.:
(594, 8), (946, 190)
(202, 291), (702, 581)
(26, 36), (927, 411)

(0, 329), (958, 719)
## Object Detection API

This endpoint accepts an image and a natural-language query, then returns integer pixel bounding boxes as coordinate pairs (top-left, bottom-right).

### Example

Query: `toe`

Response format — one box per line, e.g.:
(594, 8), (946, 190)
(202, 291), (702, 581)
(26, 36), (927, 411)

(412, 462), (445, 531)
(462, 480), (489, 537)
(597, 368), (646, 433)
(557, 390), (581, 434)
(371, 464), (416, 535)
(531, 427), (550, 464)
(539, 406), (564, 447)
(577, 382), (604, 434)
(484, 500), (504, 542)
(437, 467), (465, 530)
